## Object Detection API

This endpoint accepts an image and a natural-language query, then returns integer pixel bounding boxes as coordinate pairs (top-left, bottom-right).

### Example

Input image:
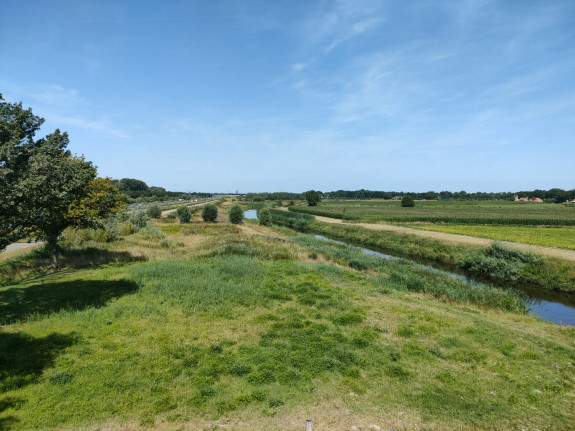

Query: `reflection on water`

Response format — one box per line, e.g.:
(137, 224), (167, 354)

(244, 210), (258, 220)
(313, 235), (575, 326)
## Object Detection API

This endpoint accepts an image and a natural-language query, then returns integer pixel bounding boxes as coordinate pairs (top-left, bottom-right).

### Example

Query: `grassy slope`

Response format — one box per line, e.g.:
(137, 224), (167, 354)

(306, 221), (575, 292)
(1, 215), (574, 431)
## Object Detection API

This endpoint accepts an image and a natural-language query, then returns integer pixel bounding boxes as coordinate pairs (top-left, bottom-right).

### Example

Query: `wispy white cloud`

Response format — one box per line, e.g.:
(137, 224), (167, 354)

(1, 81), (129, 138)
(48, 114), (129, 138)
(325, 17), (383, 52)
(301, 0), (385, 53)
(1, 81), (86, 108)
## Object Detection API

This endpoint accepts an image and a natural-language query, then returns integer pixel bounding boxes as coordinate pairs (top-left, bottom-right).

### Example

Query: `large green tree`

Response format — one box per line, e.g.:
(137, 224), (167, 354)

(304, 190), (321, 206)
(0, 95), (126, 268)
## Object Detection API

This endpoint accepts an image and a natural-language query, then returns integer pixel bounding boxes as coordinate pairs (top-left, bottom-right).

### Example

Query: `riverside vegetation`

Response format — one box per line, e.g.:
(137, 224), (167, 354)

(1, 204), (574, 430)
(286, 200), (575, 292)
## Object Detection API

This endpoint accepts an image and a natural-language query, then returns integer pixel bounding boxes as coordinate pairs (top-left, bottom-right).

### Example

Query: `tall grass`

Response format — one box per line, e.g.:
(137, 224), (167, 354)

(1, 221), (574, 430)
(307, 222), (575, 292)
(291, 235), (528, 312)
(269, 209), (314, 231)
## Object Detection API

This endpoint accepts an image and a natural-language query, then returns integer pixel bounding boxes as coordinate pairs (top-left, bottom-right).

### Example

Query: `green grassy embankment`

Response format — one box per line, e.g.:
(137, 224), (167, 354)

(307, 221), (575, 292)
(1, 214), (574, 430)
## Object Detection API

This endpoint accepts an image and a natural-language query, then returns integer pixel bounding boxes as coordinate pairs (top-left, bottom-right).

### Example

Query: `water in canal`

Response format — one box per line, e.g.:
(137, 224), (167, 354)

(314, 235), (575, 326)
(244, 210), (575, 325)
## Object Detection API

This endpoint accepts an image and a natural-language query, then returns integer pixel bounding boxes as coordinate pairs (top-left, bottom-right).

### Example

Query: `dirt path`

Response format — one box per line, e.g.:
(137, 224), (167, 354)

(161, 200), (211, 216)
(3, 240), (45, 253)
(309, 214), (575, 263)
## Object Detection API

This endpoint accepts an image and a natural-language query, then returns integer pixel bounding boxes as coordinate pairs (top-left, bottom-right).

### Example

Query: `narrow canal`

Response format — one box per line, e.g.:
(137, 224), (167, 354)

(244, 210), (575, 326)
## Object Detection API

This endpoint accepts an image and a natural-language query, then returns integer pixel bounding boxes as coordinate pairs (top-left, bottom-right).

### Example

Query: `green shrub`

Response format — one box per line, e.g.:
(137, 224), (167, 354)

(147, 203), (162, 219)
(177, 206), (191, 223)
(62, 227), (91, 246)
(119, 222), (137, 235)
(459, 242), (539, 281)
(130, 211), (149, 228)
(202, 204), (218, 222)
(401, 195), (415, 207)
(167, 212), (177, 219)
(258, 208), (271, 226)
(92, 228), (113, 243)
(304, 190), (321, 206)
(228, 204), (244, 224)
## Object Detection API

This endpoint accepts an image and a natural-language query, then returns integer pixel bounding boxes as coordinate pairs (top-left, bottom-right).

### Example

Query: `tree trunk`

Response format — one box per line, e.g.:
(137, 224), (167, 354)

(47, 235), (59, 270)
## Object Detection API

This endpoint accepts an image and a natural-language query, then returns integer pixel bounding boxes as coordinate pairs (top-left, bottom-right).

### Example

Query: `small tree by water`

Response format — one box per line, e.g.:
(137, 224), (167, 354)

(258, 208), (271, 226)
(228, 204), (244, 224)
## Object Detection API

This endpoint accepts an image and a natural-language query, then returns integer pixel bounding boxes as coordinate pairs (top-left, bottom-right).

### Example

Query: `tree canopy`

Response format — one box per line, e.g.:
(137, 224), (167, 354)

(401, 195), (415, 207)
(304, 190), (322, 206)
(0, 95), (126, 267)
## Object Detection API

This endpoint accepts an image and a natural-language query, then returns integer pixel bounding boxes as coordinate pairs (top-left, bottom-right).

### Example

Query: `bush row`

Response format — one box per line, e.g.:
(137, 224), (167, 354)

(270, 209), (314, 231)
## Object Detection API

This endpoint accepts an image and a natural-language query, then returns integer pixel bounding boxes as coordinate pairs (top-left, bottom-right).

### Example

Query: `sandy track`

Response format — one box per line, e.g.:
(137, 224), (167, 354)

(309, 214), (575, 263)
(161, 200), (212, 215)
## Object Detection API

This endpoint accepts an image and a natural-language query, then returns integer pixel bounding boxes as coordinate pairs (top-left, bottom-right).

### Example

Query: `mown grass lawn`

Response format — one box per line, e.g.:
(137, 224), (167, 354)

(1, 216), (574, 430)
(406, 224), (575, 250)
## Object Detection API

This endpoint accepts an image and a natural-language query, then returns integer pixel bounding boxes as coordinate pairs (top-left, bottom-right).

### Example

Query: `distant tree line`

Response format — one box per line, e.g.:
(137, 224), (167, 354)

(111, 178), (211, 202)
(244, 188), (574, 204)
(321, 188), (574, 203)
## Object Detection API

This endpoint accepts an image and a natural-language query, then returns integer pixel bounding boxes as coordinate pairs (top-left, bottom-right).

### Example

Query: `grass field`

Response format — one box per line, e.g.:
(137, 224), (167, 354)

(290, 200), (575, 226)
(407, 224), (575, 250)
(1, 211), (574, 430)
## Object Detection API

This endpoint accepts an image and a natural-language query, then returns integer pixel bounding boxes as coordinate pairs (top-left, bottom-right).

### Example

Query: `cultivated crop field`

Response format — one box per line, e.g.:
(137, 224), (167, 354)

(1, 209), (574, 431)
(291, 200), (575, 226)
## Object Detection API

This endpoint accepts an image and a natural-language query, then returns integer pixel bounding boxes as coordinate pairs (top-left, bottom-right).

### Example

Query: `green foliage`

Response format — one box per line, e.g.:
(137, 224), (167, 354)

(258, 208), (271, 226)
(306, 221), (575, 292)
(252, 196), (264, 202)
(459, 242), (539, 281)
(291, 235), (528, 312)
(304, 190), (321, 206)
(401, 195), (415, 207)
(176, 206), (191, 223)
(228, 204), (244, 224)
(0, 96), (126, 267)
(129, 211), (149, 228)
(146, 203), (162, 219)
(202, 204), (218, 222)
(270, 209), (313, 232)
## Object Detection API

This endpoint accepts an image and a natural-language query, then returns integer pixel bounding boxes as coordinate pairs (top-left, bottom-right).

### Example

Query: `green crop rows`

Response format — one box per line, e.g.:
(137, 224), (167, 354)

(290, 201), (575, 226)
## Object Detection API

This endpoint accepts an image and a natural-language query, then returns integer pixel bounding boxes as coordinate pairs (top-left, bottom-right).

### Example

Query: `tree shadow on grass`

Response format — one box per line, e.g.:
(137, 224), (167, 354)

(0, 279), (139, 325)
(1, 247), (146, 286)
(0, 331), (78, 429)
(58, 247), (147, 268)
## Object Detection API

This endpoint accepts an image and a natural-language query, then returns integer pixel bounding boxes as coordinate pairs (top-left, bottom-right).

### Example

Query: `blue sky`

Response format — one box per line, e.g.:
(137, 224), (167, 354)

(1, 0), (574, 193)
